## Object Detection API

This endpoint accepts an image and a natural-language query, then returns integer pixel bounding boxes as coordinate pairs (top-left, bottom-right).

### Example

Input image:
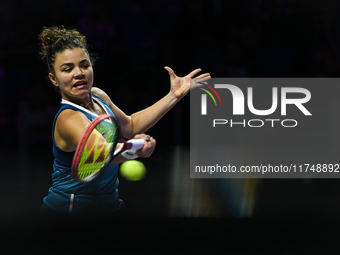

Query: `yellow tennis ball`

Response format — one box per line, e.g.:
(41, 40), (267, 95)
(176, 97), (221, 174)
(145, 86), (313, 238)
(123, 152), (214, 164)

(120, 160), (146, 181)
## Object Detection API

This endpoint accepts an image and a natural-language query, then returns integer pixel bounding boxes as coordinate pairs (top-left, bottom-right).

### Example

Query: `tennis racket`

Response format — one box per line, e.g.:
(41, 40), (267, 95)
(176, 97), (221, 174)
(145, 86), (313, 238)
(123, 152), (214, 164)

(72, 113), (146, 182)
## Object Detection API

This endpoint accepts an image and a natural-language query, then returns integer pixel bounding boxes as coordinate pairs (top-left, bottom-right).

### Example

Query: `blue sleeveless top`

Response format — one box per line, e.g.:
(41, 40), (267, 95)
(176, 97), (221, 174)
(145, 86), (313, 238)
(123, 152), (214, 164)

(51, 94), (119, 195)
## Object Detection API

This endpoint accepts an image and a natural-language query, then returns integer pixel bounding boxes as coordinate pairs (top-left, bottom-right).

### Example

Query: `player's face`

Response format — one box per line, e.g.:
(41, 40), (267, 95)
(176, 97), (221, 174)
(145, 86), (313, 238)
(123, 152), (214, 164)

(49, 47), (94, 102)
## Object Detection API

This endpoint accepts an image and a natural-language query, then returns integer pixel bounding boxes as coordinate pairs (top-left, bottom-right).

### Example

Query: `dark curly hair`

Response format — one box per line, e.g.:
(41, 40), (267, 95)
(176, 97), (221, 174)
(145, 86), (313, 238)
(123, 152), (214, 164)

(39, 25), (96, 74)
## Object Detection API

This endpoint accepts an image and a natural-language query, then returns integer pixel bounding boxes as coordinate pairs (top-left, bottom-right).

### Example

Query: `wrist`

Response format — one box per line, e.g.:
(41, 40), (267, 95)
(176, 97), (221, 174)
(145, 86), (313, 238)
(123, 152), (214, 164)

(167, 91), (181, 104)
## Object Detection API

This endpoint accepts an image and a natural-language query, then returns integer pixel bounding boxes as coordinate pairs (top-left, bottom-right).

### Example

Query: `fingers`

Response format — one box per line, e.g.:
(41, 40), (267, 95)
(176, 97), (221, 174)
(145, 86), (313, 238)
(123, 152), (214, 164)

(187, 68), (202, 78)
(165, 66), (210, 81)
(144, 136), (156, 157)
(195, 75), (211, 84)
(134, 134), (156, 158)
(138, 137), (156, 158)
(164, 66), (211, 79)
(134, 133), (151, 141)
(190, 73), (211, 89)
(164, 66), (176, 79)
(195, 72), (211, 79)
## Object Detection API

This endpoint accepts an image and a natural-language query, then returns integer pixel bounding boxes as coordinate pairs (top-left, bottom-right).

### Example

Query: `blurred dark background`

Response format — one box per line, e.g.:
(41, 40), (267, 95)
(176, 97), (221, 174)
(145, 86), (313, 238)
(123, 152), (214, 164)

(2, 0), (340, 248)
(1, 0), (340, 252)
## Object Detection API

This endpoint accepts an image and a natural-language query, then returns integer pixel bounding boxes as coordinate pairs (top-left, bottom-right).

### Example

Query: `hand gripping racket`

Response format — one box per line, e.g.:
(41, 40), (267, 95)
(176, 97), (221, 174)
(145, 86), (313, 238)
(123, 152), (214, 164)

(72, 114), (146, 182)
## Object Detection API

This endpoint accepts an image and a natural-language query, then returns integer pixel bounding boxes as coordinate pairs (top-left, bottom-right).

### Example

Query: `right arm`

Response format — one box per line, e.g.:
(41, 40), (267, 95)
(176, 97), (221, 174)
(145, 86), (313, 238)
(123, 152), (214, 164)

(54, 109), (90, 152)
(54, 109), (156, 163)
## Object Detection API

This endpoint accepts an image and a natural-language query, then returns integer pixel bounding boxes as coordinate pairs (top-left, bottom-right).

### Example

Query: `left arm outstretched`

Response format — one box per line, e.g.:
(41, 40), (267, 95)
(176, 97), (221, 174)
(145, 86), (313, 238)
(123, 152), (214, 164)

(92, 67), (211, 138)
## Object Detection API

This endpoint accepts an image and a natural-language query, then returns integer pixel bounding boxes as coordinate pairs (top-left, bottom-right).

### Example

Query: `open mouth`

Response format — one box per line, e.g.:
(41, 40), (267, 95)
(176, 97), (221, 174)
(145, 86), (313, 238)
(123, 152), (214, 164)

(73, 81), (87, 88)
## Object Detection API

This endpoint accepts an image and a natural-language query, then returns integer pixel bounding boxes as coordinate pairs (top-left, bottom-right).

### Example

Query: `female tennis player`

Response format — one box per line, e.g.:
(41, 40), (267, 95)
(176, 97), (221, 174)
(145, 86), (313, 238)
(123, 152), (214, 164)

(39, 26), (210, 214)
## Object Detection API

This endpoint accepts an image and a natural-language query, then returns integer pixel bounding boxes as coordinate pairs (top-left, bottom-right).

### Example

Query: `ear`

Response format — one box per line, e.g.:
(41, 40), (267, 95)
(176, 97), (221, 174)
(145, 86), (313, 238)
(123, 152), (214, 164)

(48, 73), (58, 87)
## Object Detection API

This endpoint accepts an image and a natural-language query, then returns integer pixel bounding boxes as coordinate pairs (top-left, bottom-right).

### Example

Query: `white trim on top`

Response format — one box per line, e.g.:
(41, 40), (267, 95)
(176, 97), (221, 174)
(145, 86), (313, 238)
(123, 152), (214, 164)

(61, 96), (108, 117)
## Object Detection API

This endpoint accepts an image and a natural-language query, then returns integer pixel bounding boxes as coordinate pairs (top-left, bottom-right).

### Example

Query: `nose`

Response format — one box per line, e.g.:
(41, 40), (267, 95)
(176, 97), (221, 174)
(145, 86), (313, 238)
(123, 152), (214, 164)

(74, 67), (84, 78)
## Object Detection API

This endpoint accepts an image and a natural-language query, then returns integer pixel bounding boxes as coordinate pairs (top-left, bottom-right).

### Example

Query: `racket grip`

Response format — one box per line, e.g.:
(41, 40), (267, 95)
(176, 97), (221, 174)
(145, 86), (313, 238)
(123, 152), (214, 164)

(127, 139), (146, 150)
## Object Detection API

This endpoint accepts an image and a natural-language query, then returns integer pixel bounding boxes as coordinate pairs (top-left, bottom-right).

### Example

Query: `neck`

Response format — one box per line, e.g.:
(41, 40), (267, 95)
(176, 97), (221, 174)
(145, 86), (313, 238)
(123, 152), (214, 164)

(81, 100), (92, 109)
(61, 93), (93, 109)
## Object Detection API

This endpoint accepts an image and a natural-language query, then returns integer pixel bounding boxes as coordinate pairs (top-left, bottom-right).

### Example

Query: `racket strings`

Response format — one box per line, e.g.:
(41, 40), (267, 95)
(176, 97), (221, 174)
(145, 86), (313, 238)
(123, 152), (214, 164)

(77, 118), (118, 180)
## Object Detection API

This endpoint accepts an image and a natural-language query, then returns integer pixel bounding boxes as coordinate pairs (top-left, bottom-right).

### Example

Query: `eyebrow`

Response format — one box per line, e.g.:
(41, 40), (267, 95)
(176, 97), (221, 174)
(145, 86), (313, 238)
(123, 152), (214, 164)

(59, 59), (90, 68)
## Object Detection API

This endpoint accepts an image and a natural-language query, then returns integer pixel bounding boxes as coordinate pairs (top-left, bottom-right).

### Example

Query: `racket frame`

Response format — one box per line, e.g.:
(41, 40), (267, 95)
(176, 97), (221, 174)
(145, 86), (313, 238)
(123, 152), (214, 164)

(72, 114), (120, 182)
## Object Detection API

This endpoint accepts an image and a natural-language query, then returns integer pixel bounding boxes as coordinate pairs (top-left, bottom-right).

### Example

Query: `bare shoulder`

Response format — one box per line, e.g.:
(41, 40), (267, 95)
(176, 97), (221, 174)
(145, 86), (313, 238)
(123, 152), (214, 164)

(55, 109), (91, 150)
(56, 109), (90, 138)
(57, 109), (88, 126)
(91, 87), (111, 105)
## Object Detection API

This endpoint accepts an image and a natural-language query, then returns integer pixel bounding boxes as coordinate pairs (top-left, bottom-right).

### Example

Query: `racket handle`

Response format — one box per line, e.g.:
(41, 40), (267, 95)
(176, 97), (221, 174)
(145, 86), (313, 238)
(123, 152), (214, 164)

(121, 139), (146, 160)
(126, 139), (146, 150)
